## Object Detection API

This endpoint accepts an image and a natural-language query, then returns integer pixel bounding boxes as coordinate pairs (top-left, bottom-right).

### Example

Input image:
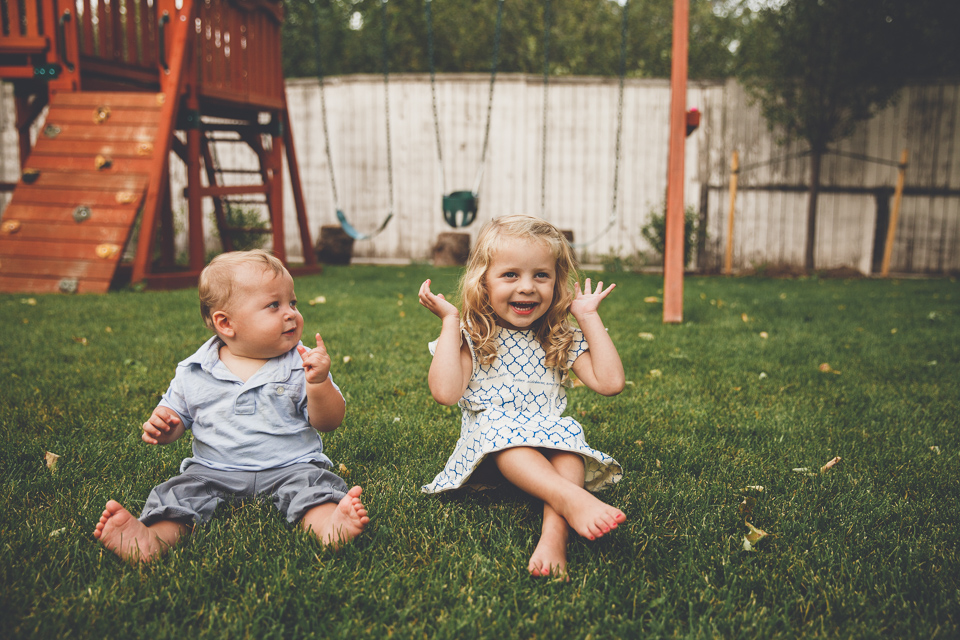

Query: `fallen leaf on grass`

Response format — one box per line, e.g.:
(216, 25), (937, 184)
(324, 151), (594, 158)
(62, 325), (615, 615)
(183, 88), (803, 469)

(820, 456), (842, 472)
(818, 363), (841, 374)
(342, 356), (352, 363)
(638, 332), (655, 340)
(930, 446), (941, 455)
(644, 296), (660, 303)
(649, 369), (662, 378)
(72, 336), (88, 346)
(308, 296), (327, 305)
(759, 331), (769, 339)
(338, 463), (350, 476)
(743, 522), (768, 551)
(21, 298), (37, 306)
(45, 451), (60, 472)
(49, 528), (66, 538)
(741, 313), (749, 323)
(793, 455), (843, 476)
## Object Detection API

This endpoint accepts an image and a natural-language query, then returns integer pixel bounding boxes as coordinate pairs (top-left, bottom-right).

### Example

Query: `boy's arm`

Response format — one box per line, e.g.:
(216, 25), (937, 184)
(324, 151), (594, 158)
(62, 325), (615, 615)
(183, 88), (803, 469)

(299, 333), (345, 432)
(569, 279), (625, 397)
(419, 279), (473, 405)
(142, 406), (186, 445)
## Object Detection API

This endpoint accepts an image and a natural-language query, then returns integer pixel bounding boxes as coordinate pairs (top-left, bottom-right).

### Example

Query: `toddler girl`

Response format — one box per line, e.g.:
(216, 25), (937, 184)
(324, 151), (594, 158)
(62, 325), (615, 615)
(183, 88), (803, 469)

(418, 214), (626, 578)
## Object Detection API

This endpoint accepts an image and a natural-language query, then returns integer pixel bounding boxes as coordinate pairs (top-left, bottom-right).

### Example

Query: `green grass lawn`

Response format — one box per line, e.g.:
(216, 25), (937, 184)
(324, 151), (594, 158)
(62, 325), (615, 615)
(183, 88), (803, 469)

(1, 266), (957, 639)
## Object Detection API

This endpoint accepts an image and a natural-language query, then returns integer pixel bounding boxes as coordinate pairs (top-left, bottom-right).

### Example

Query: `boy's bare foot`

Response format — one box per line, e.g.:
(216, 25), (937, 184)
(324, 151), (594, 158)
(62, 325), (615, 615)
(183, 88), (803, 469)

(557, 489), (626, 541)
(528, 534), (569, 580)
(93, 500), (184, 563)
(309, 486), (369, 549)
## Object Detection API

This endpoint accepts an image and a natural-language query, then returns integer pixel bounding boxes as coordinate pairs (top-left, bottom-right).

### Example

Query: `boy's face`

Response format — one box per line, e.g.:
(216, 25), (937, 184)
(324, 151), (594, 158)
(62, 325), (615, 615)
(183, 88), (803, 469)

(219, 265), (303, 359)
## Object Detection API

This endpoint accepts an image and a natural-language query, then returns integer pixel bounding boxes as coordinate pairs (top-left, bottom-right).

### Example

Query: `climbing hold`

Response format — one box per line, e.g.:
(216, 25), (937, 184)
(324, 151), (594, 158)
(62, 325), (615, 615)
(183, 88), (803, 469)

(72, 205), (92, 223)
(115, 192), (136, 204)
(95, 244), (121, 259)
(21, 169), (40, 184)
(93, 106), (111, 124)
(137, 143), (153, 156)
(156, 93), (165, 106)
(58, 278), (79, 294)
(43, 124), (61, 138)
(1, 220), (21, 234)
(94, 155), (113, 170)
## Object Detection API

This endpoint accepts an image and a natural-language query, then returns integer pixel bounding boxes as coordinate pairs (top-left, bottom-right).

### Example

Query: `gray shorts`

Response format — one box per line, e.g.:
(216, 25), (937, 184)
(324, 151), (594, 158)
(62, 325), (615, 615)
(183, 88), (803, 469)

(139, 462), (349, 527)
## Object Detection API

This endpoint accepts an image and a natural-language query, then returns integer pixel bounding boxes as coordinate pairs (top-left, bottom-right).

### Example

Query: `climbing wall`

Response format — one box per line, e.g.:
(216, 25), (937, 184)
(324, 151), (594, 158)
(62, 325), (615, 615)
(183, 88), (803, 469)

(0, 92), (165, 294)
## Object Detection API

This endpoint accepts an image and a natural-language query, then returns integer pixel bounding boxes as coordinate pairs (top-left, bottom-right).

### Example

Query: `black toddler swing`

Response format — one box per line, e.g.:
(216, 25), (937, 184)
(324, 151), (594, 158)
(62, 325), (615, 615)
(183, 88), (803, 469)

(424, 0), (505, 229)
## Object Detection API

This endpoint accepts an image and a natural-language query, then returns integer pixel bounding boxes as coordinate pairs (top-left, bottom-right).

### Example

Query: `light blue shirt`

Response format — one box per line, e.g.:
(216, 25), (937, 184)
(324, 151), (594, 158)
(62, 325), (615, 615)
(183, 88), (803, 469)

(159, 336), (343, 473)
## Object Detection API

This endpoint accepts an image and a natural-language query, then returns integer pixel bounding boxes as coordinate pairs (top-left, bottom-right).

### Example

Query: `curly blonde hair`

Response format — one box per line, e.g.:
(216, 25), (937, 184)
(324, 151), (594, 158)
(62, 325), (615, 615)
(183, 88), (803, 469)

(458, 215), (580, 375)
(198, 249), (288, 331)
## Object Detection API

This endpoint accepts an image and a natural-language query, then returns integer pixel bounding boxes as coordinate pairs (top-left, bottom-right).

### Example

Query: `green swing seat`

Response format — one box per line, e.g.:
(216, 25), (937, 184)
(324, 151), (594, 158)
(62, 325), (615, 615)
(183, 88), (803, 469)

(442, 191), (478, 228)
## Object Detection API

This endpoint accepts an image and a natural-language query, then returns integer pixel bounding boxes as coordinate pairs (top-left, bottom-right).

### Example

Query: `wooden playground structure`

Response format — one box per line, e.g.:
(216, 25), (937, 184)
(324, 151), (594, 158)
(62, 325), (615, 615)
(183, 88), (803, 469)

(0, 0), (318, 293)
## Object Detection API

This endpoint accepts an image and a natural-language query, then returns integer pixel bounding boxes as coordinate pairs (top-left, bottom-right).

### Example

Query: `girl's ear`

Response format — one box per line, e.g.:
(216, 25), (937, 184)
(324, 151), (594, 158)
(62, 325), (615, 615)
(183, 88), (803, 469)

(212, 310), (235, 338)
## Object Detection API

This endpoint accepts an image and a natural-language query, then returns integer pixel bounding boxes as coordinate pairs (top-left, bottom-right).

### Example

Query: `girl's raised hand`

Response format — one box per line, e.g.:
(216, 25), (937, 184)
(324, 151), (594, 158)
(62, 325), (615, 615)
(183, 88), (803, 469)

(570, 278), (616, 319)
(418, 279), (459, 320)
(298, 333), (331, 384)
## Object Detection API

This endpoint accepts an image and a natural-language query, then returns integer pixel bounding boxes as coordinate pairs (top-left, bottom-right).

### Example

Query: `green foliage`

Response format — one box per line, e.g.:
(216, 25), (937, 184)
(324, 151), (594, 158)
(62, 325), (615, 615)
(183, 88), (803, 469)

(210, 205), (269, 254)
(284, 0), (741, 79)
(1, 268), (959, 638)
(640, 203), (700, 267)
(736, 0), (906, 152)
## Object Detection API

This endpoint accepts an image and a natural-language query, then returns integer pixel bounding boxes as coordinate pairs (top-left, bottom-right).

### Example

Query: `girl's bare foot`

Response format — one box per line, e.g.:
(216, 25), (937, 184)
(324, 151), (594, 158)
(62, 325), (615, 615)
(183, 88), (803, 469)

(557, 489), (626, 541)
(309, 486), (369, 548)
(528, 534), (569, 580)
(92, 500), (185, 563)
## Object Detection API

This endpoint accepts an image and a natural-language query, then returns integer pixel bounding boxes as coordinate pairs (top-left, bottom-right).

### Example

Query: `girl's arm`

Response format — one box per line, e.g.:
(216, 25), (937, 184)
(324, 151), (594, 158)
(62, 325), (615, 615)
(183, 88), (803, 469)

(569, 279), (625, 397)
(299, 333), (346, 432)
(419, 279), (473, 405)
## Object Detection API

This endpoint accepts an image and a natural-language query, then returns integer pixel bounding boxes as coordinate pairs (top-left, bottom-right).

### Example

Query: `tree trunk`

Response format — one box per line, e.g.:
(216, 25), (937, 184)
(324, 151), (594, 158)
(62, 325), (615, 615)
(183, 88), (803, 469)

(804, 149), (823, 272)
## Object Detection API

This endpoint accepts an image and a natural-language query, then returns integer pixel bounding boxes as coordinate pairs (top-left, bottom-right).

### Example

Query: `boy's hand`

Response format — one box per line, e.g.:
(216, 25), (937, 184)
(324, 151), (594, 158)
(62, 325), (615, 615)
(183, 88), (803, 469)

(298, 333), (331, 385)
(570, 278), (616, 321)
(142, 406), (183, 445)
(419, 279), (459, 320)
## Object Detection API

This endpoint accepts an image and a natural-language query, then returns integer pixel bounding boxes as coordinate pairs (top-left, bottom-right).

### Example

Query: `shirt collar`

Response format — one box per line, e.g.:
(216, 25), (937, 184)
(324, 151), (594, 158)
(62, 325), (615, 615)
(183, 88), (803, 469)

(181, 335), (304, 384)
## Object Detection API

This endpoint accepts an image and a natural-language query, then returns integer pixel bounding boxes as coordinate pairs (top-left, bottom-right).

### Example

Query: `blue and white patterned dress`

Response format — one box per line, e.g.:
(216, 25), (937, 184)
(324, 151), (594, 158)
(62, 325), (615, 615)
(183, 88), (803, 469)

(422, 326), (622, 494)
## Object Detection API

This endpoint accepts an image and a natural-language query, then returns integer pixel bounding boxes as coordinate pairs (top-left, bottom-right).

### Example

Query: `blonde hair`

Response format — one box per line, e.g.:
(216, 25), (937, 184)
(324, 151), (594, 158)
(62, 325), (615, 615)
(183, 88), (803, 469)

(459, 214), (580, 375)
(198, 249), (288, 331)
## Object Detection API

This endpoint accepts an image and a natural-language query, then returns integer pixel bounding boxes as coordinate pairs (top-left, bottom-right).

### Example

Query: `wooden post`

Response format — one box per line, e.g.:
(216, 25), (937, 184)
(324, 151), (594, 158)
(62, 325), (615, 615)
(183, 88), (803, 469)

(723, 150), (739, 275)
(880, 149), (909, 277)
(131, 0), (194, 283)
(663, 0), (689, 324)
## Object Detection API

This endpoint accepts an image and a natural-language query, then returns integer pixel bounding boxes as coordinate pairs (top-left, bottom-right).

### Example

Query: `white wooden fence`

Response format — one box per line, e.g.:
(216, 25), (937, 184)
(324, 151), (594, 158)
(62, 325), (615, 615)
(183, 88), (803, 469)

(2, 76), (959, 273)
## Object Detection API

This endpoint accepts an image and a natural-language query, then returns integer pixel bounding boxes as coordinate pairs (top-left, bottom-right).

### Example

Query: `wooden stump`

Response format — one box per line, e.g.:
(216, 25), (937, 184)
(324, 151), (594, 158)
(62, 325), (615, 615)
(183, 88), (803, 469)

(432, 232), (470, 266)
(315, 225), (354, 265)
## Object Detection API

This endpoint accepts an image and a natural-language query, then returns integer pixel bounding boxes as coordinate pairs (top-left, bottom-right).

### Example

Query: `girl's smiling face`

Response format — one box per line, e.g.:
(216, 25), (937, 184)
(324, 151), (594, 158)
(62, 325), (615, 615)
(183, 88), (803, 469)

(484, 236), (556, 330)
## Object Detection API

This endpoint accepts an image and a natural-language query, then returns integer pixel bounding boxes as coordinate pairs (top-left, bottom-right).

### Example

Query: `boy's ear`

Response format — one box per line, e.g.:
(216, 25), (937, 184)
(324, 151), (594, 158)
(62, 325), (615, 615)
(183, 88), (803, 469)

(212, 310), (235, 338)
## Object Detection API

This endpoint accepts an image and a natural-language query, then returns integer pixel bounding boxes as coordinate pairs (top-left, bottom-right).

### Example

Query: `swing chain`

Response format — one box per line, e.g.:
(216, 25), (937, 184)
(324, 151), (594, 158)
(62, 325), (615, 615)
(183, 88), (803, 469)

(313, 8), (340, 211)
(474, 0), (506, 194)
(425, 0), (446, 193)
(540, 0), (552, 218)
(380, 0), (395, 216)
(610, 0), (629, 225)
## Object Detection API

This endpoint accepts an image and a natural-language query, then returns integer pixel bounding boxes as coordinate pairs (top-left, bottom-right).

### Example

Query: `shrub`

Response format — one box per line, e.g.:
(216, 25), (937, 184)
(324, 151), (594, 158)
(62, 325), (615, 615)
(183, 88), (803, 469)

(640, 203), (700, 267)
